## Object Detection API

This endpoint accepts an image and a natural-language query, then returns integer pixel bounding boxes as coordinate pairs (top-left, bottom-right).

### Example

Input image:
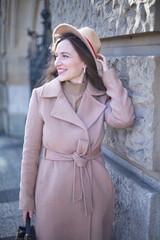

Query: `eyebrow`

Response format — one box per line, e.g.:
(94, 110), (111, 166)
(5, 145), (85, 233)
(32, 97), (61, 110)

(55, 51), (71, 55)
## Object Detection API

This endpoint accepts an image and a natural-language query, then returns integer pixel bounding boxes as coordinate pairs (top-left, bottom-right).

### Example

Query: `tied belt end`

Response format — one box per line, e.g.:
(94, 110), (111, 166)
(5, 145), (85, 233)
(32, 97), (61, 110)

(72, 152), (93, 216)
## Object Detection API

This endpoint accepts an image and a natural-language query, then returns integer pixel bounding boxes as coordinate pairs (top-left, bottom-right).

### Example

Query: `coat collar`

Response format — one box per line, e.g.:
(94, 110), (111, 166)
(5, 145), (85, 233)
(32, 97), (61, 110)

(40, 77), (61, 98)
(40, 77), (106, 130)
(40, 76), (106, 98)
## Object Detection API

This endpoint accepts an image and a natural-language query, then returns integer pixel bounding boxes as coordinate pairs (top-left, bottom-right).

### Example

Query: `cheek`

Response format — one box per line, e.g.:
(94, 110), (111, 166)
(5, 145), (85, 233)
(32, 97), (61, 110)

(68, 57), (83, 68)
(71, 61), (83, 73)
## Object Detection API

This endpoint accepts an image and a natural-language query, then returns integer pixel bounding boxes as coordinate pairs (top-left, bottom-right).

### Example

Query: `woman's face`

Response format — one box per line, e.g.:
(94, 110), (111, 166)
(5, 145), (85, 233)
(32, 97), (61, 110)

(54, 39), (86, 84)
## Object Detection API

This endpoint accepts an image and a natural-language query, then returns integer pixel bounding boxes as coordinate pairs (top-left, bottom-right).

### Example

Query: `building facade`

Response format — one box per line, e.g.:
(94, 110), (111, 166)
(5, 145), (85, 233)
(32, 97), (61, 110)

(0, 0), (45, 136)
(0, 0), (160, 239)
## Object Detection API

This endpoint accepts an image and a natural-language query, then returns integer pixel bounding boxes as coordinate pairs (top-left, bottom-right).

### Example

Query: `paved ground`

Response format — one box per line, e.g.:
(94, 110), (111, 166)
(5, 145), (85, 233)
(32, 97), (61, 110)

(0, 134), (35, 240)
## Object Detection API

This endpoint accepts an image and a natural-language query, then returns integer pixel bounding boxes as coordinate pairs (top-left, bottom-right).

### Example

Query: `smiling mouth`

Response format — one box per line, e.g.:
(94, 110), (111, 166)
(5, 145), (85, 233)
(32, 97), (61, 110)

(57, 69), (67, 75)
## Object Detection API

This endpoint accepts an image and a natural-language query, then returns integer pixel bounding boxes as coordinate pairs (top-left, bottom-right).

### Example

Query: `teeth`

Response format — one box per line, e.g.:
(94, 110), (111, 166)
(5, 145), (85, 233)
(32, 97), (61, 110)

(58, 69), (66, 74)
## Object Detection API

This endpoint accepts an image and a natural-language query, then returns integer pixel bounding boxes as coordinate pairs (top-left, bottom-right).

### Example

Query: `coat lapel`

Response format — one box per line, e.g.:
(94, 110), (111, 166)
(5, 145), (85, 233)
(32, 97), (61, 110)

(41, 77), (86, 130)
(41, 77), (106, 130)
(51, 91), (86, 130)
(77, 81), (106, 129)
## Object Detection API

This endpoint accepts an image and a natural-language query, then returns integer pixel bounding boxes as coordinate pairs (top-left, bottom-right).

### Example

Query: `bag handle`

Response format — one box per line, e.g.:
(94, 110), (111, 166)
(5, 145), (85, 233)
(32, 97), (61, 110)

(26, 212), (31, 234)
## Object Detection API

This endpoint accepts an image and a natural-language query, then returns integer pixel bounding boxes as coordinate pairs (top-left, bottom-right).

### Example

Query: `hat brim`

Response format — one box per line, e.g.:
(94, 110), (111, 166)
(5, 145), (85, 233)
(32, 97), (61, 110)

(53, 23), (98, 70)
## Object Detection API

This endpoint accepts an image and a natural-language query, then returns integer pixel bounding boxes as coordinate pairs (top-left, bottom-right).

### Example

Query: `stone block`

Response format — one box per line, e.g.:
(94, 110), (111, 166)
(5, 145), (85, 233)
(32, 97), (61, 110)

(0, 0), (7, 55)
(8, 85), (30, 114)
(101, 33), (160, 57)
(103, 152), (160, 240)
(0, 56), (7, 82)
(7, 83), (30, 137)
(50, 0), (160, 38)
(0, 83), (8, 134)
(0, 111), (8, 134)
(0, 83), (7, 109)
(103, 56), (160, 171)
(7, 57), (29, 84)
(102, 147), (160, 192)
(8, 113), (26, 137)
(0, 58), (1, 80)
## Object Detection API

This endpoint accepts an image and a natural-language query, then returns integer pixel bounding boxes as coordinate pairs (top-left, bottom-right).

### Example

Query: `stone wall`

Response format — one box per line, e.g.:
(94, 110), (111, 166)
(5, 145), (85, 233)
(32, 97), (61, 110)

(103, 56), (160, 171)
(104, 148), (160, 240)
(49, 0), (160, 239)
(50, 0), (160, 37)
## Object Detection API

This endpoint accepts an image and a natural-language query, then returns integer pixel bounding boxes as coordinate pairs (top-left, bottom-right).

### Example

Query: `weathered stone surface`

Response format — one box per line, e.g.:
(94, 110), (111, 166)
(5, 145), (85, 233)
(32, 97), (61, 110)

(103, 56), (160, 171)
(8, 113), (26, 137)
(103, 147), (160, 192)
(7, 57), (29, 84)
(7, 85), (30, 136)
(7, 84), (30, 136)
(101, 32), (160, 57)
(104, 153), (160, 240)
(49, 0), (160, 38)
(8, 85), (30, 114)
(0, 0), (7, 55)
(0, 84), (8, 134)
(152, 57), (160, 170)
(0, 57), (7, 82)
(0, 111), (8, 134)
(0, 83), (7, 109)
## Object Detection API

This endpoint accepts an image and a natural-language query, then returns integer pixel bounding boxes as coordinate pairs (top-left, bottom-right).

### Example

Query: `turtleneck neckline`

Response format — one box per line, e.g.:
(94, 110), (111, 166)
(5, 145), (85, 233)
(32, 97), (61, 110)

(62, 80), (87, 96)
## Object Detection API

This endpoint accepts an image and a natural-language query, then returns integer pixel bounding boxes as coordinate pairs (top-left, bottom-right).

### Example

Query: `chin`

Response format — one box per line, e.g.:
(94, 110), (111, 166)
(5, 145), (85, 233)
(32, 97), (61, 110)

(58, 76), (68, 82)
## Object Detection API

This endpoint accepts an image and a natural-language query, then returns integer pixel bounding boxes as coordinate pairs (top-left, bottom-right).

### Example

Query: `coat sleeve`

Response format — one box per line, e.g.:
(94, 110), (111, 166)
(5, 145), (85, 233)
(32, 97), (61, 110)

(103, 68), (135, 128)
(19, 88), (43, 211)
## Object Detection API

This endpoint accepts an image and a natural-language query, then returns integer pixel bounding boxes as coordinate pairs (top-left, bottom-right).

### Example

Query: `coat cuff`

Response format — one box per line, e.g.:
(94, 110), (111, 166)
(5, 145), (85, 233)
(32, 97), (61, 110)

(103, 68), (135, 128)
(19, 190), (35, 211)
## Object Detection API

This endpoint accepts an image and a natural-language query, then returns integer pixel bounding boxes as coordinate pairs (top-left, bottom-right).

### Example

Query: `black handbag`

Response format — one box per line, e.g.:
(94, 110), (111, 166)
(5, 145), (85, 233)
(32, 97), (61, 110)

(15, 212), (36, 240)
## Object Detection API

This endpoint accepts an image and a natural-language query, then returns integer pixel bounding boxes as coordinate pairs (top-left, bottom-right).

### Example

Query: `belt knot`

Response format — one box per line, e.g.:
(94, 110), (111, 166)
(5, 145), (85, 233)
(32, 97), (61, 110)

(72, 152), (88, 168)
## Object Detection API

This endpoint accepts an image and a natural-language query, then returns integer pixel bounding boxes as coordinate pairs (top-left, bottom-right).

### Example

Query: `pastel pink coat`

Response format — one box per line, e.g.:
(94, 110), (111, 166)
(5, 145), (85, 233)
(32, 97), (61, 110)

(19, 69), (135, 240)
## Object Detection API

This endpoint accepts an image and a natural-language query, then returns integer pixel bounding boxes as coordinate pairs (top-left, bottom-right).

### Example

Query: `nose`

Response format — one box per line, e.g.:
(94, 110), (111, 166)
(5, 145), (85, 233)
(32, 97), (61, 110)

(54, 56), (61, 67)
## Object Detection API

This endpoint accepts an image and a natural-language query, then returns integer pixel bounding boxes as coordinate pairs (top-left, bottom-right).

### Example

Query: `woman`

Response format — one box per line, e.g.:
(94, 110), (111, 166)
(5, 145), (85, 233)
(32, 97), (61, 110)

(19, 23), (135, 240)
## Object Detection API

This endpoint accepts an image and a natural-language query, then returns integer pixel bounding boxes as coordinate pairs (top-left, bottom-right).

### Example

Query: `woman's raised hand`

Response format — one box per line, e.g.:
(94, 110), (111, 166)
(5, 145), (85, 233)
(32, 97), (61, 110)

(96, 53), (109, 73)
(23, 210), (34, 224)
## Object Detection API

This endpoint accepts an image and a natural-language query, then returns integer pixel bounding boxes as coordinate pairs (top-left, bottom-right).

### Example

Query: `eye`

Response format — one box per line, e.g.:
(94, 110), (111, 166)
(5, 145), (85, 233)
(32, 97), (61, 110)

(63, 54), (69, 58)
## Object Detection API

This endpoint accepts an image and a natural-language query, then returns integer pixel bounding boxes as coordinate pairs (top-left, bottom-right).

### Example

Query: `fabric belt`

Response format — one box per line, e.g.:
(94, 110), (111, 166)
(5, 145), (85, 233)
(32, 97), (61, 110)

(42, 143), (101, 216)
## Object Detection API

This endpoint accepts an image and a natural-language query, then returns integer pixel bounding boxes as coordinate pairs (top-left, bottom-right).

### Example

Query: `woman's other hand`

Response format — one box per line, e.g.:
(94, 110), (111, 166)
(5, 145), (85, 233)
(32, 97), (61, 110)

(23, 210), (34, 224)
(96, 53), (109, 73)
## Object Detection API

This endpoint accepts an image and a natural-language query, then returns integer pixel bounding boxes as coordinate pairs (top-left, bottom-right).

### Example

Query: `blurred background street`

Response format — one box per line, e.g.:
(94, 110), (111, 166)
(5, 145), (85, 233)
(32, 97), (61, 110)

(0, 135), (35, 239)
